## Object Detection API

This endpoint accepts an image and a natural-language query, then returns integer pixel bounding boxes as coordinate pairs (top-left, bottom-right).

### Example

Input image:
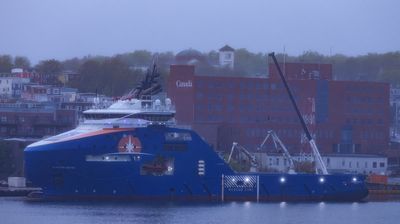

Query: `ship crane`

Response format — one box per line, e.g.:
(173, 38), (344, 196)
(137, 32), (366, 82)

(258, 130), (296, 174)
(269, 52), (328, 175)
(227, 142), (258, 172)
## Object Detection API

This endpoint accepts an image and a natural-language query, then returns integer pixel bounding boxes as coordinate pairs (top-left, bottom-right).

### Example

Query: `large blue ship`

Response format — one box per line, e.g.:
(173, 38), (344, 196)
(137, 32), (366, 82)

(24, 55), (369, 201)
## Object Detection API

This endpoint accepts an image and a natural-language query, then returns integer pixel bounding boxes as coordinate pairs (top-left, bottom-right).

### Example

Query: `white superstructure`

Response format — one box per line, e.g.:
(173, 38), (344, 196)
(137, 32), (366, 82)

(29, 96), (176, 147)
(82, 96), (176, 128)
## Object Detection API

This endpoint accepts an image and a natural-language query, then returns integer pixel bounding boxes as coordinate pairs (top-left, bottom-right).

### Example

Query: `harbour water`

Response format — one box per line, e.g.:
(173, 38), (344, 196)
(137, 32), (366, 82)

(1, 197), (399, 224)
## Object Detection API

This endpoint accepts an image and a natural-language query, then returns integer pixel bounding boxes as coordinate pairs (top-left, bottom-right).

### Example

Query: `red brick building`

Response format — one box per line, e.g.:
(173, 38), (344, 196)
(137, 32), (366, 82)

(167, 64), (390, 155)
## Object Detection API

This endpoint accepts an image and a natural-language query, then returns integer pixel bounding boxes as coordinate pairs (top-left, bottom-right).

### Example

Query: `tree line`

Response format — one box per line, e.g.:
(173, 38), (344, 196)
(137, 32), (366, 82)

(0, 49), (400, 96)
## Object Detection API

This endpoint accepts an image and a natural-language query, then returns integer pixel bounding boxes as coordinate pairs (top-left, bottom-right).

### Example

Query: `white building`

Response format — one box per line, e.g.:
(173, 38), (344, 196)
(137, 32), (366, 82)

(60, 87), (78, 102)
(0, 78), (12, 96)
(254, 152), (387, 175)
(219, 45), (235, 69)
(11, 68), (23, 74)
(0, 77), (30, 97)
(323, 154), (387, 175)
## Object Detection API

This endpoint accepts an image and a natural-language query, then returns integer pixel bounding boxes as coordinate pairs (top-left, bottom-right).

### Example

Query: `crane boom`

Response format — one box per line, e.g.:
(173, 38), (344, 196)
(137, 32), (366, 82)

(268, 52), (328, 175)
(258, 130), (296, 174)
(228, 142), (258, 172)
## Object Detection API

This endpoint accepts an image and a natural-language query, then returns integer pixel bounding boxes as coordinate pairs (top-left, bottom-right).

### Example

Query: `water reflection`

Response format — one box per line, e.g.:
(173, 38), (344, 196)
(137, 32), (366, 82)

(318, 201), (326, 210)
(1, 198), (400, 224)
(351, 202), (360, 210)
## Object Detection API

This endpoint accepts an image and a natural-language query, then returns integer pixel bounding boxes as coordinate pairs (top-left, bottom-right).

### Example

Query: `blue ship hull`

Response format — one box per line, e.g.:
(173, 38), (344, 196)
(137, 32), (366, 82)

(24, 125), (368, 201)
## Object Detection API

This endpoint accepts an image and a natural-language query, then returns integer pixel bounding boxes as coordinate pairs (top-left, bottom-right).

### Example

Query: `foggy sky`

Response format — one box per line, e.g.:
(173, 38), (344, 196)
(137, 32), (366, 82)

(0, 0), (399, 64)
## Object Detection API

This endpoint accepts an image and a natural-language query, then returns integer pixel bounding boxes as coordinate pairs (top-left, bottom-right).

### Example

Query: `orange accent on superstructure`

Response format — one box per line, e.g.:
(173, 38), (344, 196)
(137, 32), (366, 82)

(62, 128), (135, 143)
(118, 135), (142, 153)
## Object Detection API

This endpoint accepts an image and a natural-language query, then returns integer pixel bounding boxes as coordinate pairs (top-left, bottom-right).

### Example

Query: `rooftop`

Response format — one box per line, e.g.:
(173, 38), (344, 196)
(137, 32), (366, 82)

(219, 45), (235, 52)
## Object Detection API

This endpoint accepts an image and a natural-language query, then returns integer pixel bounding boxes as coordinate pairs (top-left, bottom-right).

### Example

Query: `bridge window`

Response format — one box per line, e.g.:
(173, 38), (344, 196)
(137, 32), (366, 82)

(164, 143), (188, 151)
(86, 154), (131, 162)
(165, 132), (192, 141)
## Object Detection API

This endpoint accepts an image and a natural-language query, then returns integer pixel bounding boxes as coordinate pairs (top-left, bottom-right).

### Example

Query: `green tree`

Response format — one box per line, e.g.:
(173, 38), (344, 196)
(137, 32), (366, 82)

(73, 57), (144, 96)
(156, 51), (175, 69)
(35, 59), (63, 75)
(207, 50), (219, 65)
(0, 55), (13, 73)
(328, 54), (347, 79)
(73, 59), (102, 93)
(14, 56), (31, 70)
(115, 50), (153, 67)
(379, 69), (400, 85)
(101, 57), (136, 96)
(234, 48), (267, 76)
(298, 51), (325, 63)
(62, 57), (82, 71)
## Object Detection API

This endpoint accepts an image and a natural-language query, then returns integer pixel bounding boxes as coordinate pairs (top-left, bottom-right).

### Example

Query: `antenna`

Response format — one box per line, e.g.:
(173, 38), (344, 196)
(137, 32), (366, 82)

(283, 45), (286, 75)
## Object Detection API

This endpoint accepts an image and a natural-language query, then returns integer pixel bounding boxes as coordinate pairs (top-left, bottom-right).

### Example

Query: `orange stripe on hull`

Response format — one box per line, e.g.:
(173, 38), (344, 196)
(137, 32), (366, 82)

(63, 128), (135, 143)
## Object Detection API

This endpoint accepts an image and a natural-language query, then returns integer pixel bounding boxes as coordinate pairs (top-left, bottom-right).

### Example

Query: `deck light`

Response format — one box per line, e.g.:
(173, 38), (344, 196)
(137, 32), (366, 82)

(319, 177), (325, 183)
(280, 177), (286, 183)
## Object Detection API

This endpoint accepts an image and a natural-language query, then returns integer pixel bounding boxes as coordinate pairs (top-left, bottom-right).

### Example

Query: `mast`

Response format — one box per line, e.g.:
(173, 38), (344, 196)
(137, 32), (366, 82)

(268, 52), (328, 175)
(120, 60), (162, 100)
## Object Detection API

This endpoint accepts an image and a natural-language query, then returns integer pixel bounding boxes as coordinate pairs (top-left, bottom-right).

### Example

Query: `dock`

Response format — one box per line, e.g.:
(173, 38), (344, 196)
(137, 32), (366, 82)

(0, 187), (41, 197)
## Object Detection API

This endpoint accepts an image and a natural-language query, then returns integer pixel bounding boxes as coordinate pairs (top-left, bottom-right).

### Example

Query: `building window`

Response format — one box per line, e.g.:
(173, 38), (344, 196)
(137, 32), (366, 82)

(373, 162), (377, 168)
(196, 92), (204, 99)
(140, 156), (174, 176)
(379, 162), (385, 168)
